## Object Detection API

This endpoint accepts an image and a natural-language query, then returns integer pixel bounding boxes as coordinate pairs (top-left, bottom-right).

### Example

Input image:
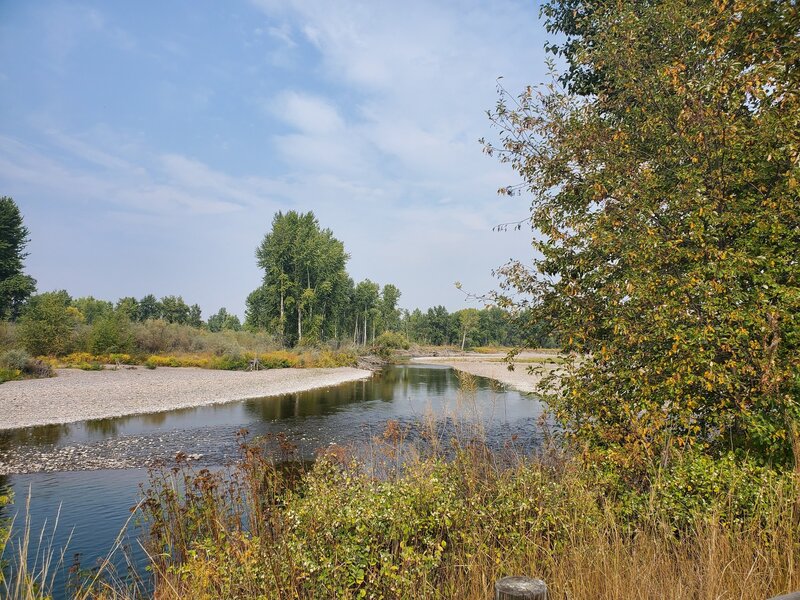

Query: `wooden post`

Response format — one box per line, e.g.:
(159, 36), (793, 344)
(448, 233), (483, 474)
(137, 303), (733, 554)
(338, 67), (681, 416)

(494, 576), (547, 600)
(769, 593), (800, 600)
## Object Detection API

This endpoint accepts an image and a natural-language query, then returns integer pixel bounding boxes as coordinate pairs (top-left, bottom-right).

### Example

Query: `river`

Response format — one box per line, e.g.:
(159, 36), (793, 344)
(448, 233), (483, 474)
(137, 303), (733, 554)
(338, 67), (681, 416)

(0, 364), (544, 598)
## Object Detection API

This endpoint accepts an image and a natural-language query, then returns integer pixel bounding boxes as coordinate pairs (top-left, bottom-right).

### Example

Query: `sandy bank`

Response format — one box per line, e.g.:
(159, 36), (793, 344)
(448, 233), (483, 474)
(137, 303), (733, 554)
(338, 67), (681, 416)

(0, 366), (372, 430)
(411, 352), (561, 394)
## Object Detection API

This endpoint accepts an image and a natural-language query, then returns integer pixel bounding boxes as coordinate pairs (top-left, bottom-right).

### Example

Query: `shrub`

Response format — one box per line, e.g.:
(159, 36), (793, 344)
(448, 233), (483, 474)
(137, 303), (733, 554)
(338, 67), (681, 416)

(17, 291), (79, 356)
(0, 368), (20, 383)
(89, 312), (133, 354)
(0, 349), (53, 379)
(0, 349), (30, 371)
(373, 331), (409, 351)
(137, 438), (800, 600)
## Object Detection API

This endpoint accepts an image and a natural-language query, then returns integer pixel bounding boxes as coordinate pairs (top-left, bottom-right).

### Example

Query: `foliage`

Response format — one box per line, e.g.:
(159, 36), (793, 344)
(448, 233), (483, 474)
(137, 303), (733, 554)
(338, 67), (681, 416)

(0, 368), (21, 383)
(0, 349), (52, 380)
(247, 211), (351, 345)
(207, 307), (241, 332)
(486, 0), (800, 465)
(89, 310), (133, 354)
(372, 331), (410, 356)
(129, 433), (800, 600)
(245, 211), (407, 347)
(0, 348), (30, 371)
(71, 297), (113, 325)
(0, 486), (11, 586)
(17, 291), (80, 356)
(0, 196), (36, 320)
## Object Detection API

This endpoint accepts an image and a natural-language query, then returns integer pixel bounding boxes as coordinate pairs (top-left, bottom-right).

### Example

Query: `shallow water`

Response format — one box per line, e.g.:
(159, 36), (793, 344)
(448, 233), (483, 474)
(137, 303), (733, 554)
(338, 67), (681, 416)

(0, 364), (543, 598)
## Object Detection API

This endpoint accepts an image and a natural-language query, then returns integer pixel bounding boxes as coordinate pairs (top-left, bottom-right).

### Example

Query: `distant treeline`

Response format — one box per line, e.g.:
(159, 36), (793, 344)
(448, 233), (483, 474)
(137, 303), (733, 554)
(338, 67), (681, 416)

(1, 200), (556, 357)
(3, 289), (555, 358)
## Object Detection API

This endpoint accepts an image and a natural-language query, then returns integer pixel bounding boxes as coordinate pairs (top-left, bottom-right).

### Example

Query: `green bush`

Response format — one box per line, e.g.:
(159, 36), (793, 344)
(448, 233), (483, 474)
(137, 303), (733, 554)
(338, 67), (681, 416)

(372, 331), (410, 358)
(0, 349), (53, 379)
(214, 350), (249, 371)
(17, 291), (79, 356)
(0, 368), (21, 383)
(0, 349), (30, 371)
(89, 312), (133, 354)
(647, 452), (787, 528)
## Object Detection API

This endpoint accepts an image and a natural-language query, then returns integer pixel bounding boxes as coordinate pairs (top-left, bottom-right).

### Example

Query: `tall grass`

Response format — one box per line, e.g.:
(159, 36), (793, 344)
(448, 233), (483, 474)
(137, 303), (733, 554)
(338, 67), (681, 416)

(119, 426), (800, 599)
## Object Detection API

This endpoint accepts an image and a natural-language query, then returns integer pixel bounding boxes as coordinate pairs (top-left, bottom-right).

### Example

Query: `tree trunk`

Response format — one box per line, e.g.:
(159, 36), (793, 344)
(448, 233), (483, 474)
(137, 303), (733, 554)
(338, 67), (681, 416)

(297, 305), (302, 342)
(280, 291), (284, 342)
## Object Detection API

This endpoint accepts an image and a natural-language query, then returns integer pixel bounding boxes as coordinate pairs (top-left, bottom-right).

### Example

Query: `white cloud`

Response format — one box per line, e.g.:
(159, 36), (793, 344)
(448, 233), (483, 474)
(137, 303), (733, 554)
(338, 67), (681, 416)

(271, 91), (345, 134)
(0, 131), (279, 217)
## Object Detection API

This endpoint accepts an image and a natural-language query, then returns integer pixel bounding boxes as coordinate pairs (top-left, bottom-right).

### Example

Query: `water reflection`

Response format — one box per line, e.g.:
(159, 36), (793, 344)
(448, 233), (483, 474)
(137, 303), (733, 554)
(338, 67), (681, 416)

(0, 423), (71, 452)
(1, 365), (542, 473)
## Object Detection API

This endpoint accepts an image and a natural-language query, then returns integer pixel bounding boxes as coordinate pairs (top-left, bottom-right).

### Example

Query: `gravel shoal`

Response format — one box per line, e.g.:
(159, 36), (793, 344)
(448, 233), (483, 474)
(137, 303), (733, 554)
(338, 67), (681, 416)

(0, 366), (372, 430)
(411, 352), (559, 394)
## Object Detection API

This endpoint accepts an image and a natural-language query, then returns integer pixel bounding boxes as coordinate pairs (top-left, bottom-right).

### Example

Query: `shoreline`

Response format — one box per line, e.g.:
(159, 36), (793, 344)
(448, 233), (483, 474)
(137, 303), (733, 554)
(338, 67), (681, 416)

(0, 366), (373, 431)
(410, 352), (560, 394)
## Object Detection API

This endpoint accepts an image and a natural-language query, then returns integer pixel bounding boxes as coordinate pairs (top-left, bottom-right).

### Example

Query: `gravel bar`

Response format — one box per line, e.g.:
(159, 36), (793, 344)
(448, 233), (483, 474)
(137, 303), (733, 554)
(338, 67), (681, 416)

(411, 352), (559, 393)
(0, 366), (372, 430)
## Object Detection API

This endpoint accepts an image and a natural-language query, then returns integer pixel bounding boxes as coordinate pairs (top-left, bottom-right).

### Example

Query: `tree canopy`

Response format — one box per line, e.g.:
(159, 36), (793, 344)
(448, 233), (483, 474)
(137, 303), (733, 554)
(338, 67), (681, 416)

(0, 196), (36, 319)
(246, 211), (351, 345)
(487, 0), (800, 465)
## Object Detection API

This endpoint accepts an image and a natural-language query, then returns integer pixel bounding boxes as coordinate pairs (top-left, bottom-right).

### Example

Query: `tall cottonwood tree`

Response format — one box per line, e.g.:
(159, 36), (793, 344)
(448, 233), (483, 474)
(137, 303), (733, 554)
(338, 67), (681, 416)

(247, 211), (350, 345)
(486, 0), (800, 464)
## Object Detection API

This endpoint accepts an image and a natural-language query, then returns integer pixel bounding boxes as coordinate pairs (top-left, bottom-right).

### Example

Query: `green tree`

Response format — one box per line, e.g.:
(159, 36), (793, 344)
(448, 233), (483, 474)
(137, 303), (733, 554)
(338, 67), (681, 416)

(208, 307), (242, 332)
(138, 294), (161, 321)
(90, 310), (133, 354)
(455, 308), (480, 350)
(379, 284), (402, 334)
(18, 291), (79, 356)
(424, 306), (453, 346)
(188, 303), (203, 328)
(160, 295), (190, 325)
(244, 285), (271, 331)
(0, 197), (36, 319)
(487, 0), (800, 464)
(248, 211), (350, 345)
(115, 296), (140, 321)
(354, 279), (380, 345)
(72, 296), (113, 325)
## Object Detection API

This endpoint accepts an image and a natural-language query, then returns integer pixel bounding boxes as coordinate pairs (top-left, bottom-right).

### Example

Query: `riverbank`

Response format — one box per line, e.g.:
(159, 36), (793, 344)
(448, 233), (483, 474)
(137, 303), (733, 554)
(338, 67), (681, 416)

(411, 351), (561, 393)
(0, 366), (372, 430)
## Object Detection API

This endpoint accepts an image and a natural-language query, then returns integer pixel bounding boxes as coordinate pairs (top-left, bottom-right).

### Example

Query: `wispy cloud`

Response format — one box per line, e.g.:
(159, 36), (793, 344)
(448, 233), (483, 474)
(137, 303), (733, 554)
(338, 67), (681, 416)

(0, 131), (276, 217)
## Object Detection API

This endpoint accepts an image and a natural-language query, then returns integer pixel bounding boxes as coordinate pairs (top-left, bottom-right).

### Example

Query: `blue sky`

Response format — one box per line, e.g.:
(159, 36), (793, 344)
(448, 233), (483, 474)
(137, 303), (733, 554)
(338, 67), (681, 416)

(0, 0), (550, 318)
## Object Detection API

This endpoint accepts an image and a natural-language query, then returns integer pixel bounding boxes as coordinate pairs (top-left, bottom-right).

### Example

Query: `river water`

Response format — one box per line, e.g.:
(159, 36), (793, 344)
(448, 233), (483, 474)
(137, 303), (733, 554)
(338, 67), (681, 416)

(0, 364), (544, 597)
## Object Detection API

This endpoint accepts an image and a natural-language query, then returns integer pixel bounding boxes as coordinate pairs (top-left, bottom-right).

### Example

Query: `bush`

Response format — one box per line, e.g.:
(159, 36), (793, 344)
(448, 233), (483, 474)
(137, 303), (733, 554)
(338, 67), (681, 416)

(0, 368), (20, 383)
(374, 331), (409, 351)
(17, 291), (79, 356)
(0, 349), (53, 379)
(89, 312), (133, 354)
(0, 349), (30, 371)
(138, 438), (799, 600)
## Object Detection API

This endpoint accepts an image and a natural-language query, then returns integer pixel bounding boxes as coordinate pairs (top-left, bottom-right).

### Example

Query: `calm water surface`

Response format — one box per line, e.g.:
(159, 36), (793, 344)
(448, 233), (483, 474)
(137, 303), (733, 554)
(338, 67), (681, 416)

(0, 364), (543, 598)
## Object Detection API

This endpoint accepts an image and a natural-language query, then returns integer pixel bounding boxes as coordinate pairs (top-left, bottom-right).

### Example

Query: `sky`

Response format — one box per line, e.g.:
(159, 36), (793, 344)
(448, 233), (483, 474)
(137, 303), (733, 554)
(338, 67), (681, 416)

(0, 0), (551, 319)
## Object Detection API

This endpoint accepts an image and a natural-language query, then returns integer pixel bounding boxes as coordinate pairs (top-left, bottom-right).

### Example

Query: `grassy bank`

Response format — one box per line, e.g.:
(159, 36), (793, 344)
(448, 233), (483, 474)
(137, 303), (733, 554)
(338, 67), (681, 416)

(133, 438), (800, 599)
